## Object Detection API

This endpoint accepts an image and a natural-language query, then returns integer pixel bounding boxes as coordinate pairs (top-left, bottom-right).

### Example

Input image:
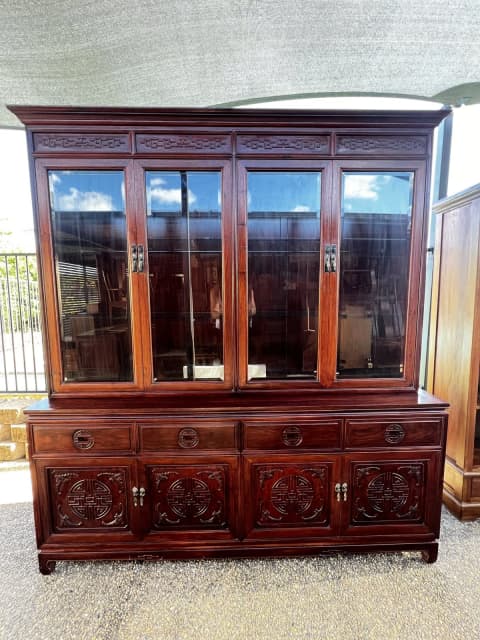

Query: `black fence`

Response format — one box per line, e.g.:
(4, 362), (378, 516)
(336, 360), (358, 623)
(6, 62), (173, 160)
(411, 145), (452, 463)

(0, 254), (46, 392)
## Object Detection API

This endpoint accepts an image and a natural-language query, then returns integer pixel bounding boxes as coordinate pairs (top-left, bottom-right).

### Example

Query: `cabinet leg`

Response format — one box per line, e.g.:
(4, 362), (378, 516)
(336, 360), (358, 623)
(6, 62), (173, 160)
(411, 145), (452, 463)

(421, 544), (438, 564)
(39, 556), (56, 575)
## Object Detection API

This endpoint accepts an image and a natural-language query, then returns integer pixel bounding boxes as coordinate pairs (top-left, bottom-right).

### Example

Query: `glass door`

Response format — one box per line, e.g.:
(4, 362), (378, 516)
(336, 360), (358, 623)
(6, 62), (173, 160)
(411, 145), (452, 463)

(330, 160), (427, 388)
(35, 159), (143, 392)
(135, 160), (233, 390)
(237, 160), (332, 388)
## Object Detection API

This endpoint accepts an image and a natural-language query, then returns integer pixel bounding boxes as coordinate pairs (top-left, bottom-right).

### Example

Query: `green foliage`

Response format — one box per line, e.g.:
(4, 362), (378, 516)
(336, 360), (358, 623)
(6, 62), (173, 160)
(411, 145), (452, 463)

(0, 254), (40, 333)
(0, 254), (38, 283)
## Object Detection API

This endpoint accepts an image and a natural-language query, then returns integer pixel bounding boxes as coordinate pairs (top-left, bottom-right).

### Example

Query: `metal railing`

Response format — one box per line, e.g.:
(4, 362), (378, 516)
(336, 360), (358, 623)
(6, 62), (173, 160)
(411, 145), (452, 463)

(0, 254), (46, 392)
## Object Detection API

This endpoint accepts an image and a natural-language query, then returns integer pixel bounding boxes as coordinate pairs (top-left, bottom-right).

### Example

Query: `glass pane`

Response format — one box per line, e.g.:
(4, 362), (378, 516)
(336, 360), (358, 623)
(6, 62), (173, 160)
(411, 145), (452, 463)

(48, 170), (133, 382)
(146, 171), (223, 381)
(247, 172), (321, 380)
(337, 171), (414, 378)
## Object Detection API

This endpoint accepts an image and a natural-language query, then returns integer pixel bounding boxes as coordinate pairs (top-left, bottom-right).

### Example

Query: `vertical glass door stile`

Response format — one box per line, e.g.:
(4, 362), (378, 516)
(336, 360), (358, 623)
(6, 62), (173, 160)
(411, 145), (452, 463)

(239, 163), (329, 386)
(336, 168), (415, 380)
(47, 168), (135, 384)
(141, 165), (229, 386)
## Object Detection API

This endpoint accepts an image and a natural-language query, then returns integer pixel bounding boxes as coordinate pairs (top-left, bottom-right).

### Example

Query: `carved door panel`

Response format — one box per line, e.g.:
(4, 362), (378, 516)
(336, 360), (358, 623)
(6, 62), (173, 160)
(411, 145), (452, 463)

(139, 456), (239, 541)
(341, 452), (442, 537)
(36, 458), (140, 544)
(243, 454), (341, 540)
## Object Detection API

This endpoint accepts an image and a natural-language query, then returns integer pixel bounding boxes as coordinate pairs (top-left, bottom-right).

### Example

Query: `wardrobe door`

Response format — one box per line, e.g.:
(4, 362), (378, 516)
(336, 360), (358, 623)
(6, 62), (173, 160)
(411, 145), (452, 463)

(35, 159), (144, 393)
(134, 159), (234, 390)
(328, 160), (427, 388)
(237, 160), (333, 389)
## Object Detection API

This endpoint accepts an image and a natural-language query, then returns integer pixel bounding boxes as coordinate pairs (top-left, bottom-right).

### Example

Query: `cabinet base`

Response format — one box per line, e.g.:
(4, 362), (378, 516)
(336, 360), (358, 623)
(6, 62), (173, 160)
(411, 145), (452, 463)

(37, 542), (439, 574)
(443, 487), (480, 521)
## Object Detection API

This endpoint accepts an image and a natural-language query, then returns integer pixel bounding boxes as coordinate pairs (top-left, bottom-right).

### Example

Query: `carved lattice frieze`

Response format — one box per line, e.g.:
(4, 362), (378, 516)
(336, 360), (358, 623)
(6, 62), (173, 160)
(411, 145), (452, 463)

(336, 135), (427, 155)
(136, 134), (231, 153)
(237, 135), (329, 154)
(33, 133), (130, 152)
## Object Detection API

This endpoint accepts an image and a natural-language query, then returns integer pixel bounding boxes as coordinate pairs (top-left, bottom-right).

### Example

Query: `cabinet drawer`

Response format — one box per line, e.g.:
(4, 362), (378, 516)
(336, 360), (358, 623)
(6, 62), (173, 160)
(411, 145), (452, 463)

(244, 420), (342, 450)
(139, 423), (237, 451)
(345, 418), (443, 449)
(31, 424), (133, 454)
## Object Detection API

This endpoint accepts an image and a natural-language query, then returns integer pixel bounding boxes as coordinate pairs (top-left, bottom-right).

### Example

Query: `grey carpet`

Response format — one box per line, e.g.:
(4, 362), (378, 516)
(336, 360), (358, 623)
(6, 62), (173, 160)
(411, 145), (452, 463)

(1, 480), (480, 639)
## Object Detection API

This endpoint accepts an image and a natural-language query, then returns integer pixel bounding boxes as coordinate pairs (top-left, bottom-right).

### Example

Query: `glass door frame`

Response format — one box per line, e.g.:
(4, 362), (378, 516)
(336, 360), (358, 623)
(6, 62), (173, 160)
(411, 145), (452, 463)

(133, 158), (234, 391)
(327, 159), (427, 389)
(236, 159), (333, 389)
(34, 157), (144, 394)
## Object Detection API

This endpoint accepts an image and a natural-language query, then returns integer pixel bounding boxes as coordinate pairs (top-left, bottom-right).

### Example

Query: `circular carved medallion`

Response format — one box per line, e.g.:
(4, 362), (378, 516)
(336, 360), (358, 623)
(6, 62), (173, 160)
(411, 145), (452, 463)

(282, 426), (303, 447)
(384, 423), (406, 444)
(178, 428), (200, 448)
(167, 478), (211, 518)
(367, 472), (409, 513)
(67, 479), (112, 519)
(271, 474), (314, 514)
(72, 430), (95, 450)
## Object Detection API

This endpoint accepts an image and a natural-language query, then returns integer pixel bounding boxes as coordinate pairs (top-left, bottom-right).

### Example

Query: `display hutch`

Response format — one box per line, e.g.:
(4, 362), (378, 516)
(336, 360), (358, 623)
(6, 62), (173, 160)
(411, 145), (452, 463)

(9, 105), (449, 573)
(427, 184), (480, 519)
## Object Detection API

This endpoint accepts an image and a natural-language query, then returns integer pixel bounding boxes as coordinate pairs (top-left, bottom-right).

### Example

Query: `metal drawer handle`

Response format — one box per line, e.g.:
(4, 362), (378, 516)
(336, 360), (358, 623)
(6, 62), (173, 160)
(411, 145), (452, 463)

(335, 482), (342, 501)
(72, 430), (94, 450)
(335, 482), (348, 502)
(178, 428), (200, 448)
(282, 426), (303, 447)
(138, 244), (144, 273)
(384, 423), (406, 444)
(131, 244), (138, 272)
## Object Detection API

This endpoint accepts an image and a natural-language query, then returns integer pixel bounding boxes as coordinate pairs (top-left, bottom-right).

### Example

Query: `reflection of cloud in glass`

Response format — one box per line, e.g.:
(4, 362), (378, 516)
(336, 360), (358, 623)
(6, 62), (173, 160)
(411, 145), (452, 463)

(57, 187), (114, 211)
(148, 177), (197, 207)
(343, 173), (411, 215)
(344, 175), (380, 201)
(291, 204), (311, 212)
(50, 173), (61, 185)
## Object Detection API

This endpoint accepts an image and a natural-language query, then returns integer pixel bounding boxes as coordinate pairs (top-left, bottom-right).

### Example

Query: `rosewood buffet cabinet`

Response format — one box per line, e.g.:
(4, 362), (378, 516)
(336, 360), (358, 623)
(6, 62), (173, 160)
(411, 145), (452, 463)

(9, 106), (449, 573)
(427, 184), (480, 519)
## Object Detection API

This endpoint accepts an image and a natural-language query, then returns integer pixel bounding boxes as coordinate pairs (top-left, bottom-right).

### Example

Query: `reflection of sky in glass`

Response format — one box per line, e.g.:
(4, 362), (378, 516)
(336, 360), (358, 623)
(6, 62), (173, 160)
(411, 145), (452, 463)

(248, 172), (321, 214)
(49, 171), (125, 212)
(342, 172), (413, 215)
(146, 172), (221, 215)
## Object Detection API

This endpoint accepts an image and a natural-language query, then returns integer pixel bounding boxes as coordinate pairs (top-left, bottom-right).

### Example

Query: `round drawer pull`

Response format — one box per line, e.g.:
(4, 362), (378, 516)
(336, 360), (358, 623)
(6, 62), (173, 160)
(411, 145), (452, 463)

(282, 426), (303, 447)
(178, 428), (200, 449)
(384, 423), (406, 444)
(72, 430), (95, 450)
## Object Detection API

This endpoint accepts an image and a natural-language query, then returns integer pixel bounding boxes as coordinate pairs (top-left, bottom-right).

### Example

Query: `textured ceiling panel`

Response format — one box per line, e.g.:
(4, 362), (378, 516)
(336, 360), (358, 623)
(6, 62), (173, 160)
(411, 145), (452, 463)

(1, 0), (479, 127)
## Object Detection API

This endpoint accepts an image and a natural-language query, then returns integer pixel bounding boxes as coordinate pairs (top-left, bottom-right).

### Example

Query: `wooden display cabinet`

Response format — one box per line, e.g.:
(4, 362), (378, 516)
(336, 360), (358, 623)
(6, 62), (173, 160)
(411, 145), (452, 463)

(8, 106), (449, 573)
(427, 184), (480, 519)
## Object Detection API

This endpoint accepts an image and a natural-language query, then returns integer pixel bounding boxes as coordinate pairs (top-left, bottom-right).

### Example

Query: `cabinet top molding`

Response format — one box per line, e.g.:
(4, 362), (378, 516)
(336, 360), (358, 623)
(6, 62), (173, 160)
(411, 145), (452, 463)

(433, 182), (480, 214)
(7, 105), (450, 129)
